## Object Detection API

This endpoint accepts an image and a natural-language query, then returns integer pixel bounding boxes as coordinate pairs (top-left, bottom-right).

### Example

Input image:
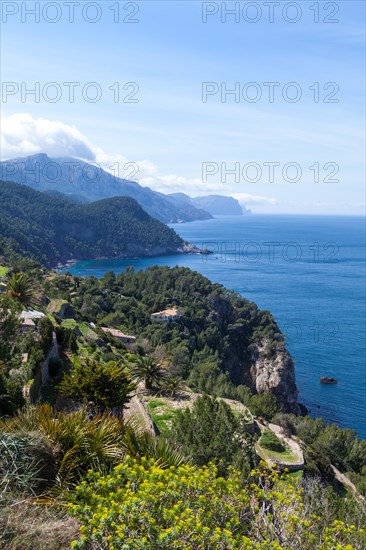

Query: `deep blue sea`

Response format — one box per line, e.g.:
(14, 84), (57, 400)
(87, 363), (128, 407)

(67, 215), (366, 438)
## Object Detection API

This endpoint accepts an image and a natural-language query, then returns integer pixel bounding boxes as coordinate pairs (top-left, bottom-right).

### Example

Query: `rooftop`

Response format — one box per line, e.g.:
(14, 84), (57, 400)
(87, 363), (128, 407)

(21, 318), (36, 327)
(20, 309), (45, 320)
(151, 308), (179, 317)
(101, 327), (136, 339)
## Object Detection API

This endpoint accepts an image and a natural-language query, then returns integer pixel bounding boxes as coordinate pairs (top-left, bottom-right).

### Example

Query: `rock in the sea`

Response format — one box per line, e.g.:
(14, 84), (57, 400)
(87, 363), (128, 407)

(320, 376), (337, 384)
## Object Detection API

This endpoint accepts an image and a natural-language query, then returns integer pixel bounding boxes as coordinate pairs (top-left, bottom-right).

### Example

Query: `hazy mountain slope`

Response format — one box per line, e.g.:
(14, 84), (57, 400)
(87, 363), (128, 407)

(168, 192), (247, 215)
(0, 154), (212, 224)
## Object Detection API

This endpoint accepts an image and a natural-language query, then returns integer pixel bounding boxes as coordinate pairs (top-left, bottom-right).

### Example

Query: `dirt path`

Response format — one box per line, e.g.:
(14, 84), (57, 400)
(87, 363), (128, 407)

(255, 420), (304, 469)
(331, 465), (365, 502)
(266, 424), (364, 500)
(268, 422), (304, 465)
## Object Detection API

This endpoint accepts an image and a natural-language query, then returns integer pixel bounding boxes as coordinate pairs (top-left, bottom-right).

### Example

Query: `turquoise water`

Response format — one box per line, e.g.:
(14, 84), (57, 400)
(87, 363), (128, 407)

(67, 215), (366, 438)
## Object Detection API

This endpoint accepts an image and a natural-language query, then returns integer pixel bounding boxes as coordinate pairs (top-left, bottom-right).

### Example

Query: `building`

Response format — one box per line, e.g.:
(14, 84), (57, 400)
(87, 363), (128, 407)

(20, 318), (36, 333)
(151, 307), (180, 322)
(101, 327), (136, 344)
(18, 310), (46, 334)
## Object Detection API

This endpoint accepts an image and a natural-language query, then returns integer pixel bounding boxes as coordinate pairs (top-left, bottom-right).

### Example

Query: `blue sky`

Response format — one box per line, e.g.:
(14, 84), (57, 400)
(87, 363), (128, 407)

(1, 0), (365, 213)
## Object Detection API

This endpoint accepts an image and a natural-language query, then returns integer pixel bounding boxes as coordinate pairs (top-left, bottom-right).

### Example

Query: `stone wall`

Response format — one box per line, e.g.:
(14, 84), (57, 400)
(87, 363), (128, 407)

(41, 331), (58, 386)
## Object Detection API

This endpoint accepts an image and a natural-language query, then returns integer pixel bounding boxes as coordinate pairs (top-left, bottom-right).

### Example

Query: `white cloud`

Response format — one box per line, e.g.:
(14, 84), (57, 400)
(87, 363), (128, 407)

(1, 113), (96, 160)
(233, 193), (279, 206)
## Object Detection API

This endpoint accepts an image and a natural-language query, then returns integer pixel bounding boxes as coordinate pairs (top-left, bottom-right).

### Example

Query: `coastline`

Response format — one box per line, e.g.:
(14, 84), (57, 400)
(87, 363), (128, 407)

(54, 241), (212, 272)
(62, 215), (366, 439)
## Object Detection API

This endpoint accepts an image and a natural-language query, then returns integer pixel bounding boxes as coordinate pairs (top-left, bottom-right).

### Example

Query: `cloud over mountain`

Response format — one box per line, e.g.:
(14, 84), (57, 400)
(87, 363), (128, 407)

(1, 113), (276, 207)
(1, 113), (96, 160)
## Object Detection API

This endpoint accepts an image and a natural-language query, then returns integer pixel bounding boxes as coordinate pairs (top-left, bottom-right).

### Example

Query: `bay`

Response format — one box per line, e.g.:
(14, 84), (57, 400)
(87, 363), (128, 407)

(67, 215), (366, 438)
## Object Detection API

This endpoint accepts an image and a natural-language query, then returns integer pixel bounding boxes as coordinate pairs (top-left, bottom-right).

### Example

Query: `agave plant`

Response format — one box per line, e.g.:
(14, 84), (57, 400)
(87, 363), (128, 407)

(131, 355), (166, 390)
(6, 272), (43, 310)
(0, 431), (56, 495)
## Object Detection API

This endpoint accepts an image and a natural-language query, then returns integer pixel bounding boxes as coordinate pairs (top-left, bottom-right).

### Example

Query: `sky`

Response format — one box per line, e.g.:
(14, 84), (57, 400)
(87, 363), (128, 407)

(0, 0), (365, 214)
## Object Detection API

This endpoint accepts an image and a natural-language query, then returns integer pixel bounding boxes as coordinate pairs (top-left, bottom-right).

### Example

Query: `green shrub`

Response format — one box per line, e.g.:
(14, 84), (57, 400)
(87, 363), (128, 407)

(169, 395), (246, 476)
(59, 358), (136, 412)
(249, 392), (280, 420)
(0, 405), (124, 486)
(259, 429), (285, 453)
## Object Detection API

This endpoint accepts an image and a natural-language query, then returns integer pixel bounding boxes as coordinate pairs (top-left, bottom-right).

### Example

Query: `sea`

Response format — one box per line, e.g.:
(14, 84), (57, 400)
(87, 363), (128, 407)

(66, 215), (366, 439)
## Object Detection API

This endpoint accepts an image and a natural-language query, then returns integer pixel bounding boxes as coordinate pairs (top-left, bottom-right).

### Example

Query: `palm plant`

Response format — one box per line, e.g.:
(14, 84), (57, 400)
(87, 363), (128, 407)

(158, 375), (185, 398)
(6, 272), (43, 310)
(122, 418), (189, 468)
(0, 404), (124, 486)
(131, 355), (166, 390)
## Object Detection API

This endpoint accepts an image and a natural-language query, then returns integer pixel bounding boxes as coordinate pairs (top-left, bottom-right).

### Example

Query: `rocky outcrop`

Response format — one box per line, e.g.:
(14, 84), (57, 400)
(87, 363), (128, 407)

(250, 339), (299, 413)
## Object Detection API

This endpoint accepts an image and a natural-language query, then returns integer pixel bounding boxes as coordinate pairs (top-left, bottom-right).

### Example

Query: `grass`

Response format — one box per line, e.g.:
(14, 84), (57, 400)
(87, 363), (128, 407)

(79, 323), (98, 341)
(61, 318), (77, 329)
(0, 495), (79, 550)
(147, 399), (179, 434)
(256, 443), (299, 464)
(47, 299), (68, 314)
(284, 469), (303, 482)
(148, 400), (166, 409)
(220, 398), (253, 422)
(47, 313), (58, 326)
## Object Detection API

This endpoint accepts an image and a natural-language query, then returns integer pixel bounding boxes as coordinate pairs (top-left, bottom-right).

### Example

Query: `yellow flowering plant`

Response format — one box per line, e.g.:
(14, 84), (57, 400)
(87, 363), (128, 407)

(68, 458), (365, 550)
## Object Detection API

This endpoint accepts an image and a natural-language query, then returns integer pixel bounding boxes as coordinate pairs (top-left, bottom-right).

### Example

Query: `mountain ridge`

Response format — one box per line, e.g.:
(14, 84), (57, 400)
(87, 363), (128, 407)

(0, 154), (213, 224)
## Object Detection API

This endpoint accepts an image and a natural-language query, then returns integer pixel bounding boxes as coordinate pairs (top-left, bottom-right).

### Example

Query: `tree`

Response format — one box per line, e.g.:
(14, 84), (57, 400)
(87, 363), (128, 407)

(170, 395), (243, 476)
(5, 272), (43, 310)
(131, 355), (165, 390)
(0, 297), (19, 364)
(59, 358), (136, 413)
(273, 412), (295, 437)
(249, 391), (280, 420)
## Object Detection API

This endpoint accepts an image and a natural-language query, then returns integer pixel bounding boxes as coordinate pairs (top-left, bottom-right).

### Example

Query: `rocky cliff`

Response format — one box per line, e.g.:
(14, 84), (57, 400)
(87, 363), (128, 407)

(250, 339), (299, 413)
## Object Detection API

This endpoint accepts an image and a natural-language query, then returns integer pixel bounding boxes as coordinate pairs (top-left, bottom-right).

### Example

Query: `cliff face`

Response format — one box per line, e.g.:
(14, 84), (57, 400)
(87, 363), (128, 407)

(207, 290), (299, 413)
(250, 339), (299, 413)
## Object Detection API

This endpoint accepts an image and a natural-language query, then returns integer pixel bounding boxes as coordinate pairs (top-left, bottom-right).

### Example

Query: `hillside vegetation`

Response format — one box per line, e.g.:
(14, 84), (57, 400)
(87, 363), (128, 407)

(0, 180), (184, 266)
(0, 261), (365, 549)
(46, 265), (297, 410)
